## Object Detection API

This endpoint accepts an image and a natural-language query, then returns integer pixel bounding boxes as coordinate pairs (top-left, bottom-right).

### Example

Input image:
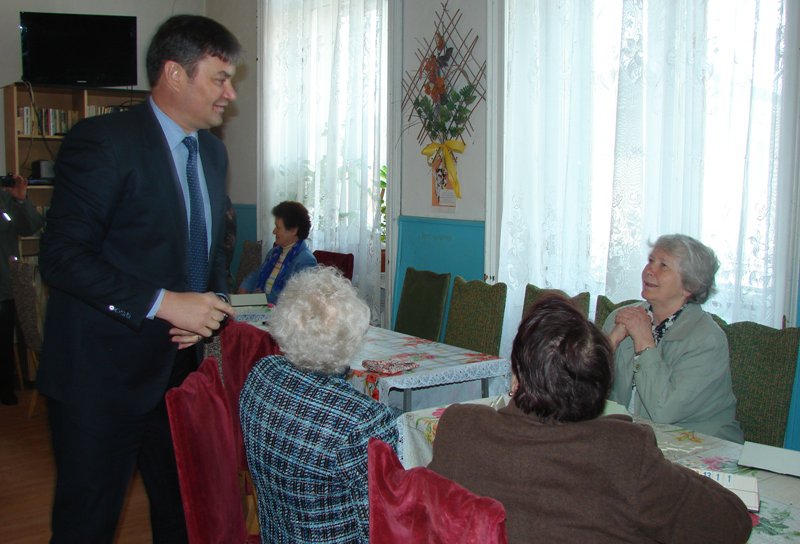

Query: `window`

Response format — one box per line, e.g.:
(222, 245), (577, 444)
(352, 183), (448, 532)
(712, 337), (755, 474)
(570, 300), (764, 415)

(259, 0), (388, 321)
(497, 0), (799, 354)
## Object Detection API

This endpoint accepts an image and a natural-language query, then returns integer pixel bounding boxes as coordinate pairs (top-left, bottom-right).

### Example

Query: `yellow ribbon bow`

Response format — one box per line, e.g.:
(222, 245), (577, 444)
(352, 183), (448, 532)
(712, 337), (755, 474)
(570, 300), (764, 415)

(421, 140), (466, 199)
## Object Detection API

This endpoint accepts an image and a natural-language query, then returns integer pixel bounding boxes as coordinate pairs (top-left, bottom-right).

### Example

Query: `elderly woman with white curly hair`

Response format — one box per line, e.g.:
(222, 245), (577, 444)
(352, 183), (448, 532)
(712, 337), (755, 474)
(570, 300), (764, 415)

(604, 234), (743, 442)
(239, 266), (398, 544)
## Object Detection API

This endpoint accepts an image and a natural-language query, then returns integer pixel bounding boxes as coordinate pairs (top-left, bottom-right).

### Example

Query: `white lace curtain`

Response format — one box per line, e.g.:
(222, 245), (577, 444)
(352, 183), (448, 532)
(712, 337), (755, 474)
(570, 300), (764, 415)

(498, 0), (800, 357)
(259, 0), (386, 322)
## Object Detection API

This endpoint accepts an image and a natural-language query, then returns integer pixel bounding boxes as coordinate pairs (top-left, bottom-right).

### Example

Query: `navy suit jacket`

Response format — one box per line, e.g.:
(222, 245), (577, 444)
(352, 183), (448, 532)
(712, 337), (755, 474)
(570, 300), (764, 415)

(38, 102), (229, 414)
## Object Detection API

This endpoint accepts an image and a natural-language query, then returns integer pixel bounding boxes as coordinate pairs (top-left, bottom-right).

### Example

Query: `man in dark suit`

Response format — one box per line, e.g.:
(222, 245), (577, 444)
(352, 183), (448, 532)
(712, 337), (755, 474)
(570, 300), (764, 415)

(37, 15), (241, 543)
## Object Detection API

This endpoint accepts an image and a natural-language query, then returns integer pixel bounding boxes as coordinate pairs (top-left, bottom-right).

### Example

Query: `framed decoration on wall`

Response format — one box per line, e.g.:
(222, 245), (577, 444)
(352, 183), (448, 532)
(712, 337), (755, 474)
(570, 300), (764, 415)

(402, 0), (486, 208)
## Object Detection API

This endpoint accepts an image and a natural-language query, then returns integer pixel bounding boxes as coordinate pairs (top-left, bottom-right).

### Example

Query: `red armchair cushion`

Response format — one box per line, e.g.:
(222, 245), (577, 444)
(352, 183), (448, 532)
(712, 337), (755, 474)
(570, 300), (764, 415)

(368, 438), (508, 544)
(166, 357), (249, 544)
(313, 250), (355, 280)
(220, 321), (281, 468)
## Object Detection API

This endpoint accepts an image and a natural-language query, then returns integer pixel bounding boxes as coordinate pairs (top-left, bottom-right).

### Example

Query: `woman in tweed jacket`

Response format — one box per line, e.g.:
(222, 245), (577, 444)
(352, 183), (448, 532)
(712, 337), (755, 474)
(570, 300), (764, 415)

(240, 266), (398, 543)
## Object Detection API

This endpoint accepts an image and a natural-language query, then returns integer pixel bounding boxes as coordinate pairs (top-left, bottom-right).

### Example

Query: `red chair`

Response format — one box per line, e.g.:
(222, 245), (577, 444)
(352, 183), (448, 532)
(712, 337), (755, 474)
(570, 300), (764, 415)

(219, 321), (281, 469)
(313, 250), (355, 280)
(368, 438), (508, 543)
(166, 357), (260, 543)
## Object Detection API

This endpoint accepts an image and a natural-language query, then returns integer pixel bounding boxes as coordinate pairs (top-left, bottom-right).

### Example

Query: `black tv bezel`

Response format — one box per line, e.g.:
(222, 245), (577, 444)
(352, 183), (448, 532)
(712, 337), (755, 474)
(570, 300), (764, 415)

(20, 11), (138, 88)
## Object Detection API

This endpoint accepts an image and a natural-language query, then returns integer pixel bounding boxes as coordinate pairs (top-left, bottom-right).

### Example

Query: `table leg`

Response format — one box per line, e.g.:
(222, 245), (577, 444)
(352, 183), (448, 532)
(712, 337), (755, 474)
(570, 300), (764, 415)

(403, 389), (412, 412)
(481, 378), (489, 398)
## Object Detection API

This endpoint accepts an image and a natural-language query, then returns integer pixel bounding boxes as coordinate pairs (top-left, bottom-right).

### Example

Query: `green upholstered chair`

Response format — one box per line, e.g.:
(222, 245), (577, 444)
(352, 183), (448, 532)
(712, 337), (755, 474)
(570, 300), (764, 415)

(523, 284), (590, 319)
(709, 313), (727, 329)
(715, 320), (800, 447)
(235, 239), (263, 291)
(443, 277), (507, 357)
(394, 268), (452, 342)
(593, 295), (641, 328)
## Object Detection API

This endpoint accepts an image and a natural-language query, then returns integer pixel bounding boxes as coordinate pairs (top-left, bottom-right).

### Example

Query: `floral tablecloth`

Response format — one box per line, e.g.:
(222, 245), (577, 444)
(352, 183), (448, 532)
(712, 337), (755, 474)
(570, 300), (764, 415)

(646, 421), (800, 541)
(346, 327), (510, 409)
(398, 397), (800, 542)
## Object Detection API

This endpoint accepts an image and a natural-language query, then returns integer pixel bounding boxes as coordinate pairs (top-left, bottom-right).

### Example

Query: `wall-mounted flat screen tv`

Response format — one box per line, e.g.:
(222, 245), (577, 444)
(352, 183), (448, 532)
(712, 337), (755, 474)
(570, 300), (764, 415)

(20, 12), (137, 87)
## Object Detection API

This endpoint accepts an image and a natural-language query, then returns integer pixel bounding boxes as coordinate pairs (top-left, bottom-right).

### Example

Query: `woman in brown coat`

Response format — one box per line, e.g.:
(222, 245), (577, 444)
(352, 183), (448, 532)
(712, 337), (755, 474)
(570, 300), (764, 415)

(428, 295), (752, 544)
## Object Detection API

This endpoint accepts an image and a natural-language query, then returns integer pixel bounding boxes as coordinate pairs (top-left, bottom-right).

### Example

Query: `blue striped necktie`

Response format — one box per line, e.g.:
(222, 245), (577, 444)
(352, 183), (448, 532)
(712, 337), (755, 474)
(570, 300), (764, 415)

(182, 136), (208, 292)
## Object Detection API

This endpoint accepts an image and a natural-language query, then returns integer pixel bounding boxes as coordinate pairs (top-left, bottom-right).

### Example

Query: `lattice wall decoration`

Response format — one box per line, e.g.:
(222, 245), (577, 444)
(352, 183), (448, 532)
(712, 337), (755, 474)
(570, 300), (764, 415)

(402, 0), (487, 206)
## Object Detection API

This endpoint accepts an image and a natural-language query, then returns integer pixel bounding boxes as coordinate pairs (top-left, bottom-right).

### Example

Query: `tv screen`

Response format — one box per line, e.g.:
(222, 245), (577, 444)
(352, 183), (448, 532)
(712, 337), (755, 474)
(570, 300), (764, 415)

(20, 12), (137, 87)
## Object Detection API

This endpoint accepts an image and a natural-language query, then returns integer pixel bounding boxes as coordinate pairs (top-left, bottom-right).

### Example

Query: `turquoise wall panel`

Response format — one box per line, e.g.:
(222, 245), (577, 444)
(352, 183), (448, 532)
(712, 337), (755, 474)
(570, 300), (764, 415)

(392, 216), (484, 340)
(783, 285), (800, 450)
(231, 203), (258, 281)
(785, 352), (800, 450)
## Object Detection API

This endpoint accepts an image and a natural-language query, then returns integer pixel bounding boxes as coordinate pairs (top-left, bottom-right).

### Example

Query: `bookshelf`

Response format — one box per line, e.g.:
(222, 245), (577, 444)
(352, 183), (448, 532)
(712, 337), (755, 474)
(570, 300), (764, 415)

(3, 83), (148, 257)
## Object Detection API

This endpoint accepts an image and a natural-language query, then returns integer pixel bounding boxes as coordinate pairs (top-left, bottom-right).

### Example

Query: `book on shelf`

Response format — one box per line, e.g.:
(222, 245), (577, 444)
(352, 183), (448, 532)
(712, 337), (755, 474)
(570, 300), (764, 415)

(16, 106), (79, 137)
(86, 104), (136, 118)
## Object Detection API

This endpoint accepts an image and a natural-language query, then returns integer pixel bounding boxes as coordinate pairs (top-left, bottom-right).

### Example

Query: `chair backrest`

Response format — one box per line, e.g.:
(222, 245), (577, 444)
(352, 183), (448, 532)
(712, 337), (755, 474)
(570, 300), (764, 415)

(709, 313), (727, 329)
(443, 277), (507, 356)
(523, 284), (590, 318)
(220, 321), (282, 469)
(166, 357), (253, 544)
(236, 240), (263, 290)
(368, 438), (508, 544)
(593, 295), (641, 328)
(394, 267), (451, 342)
(9, 260), (44, 352)
(313, 250), (355, 280)
(715, 320), (800, 447)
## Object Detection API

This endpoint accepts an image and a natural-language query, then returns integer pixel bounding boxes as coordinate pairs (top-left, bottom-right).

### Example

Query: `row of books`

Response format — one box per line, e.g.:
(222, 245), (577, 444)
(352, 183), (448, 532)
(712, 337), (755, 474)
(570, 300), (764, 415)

(86, 104), (133, 118)
(15, 106), (79, 137)
(15, 104), (135, 138)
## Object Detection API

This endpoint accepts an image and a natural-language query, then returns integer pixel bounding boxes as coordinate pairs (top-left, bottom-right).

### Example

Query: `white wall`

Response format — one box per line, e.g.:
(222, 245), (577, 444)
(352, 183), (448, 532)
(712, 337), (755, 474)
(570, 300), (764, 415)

(399, 0), (488, 221)
(206, 0), (259, 205)
(0, 0), (261, 206)
(0, 0), (204, 174)
(0, 0), (208, 93)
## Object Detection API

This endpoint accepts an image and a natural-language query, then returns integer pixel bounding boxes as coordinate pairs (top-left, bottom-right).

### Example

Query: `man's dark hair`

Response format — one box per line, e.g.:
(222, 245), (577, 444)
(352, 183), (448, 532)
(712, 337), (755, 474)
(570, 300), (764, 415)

(146, 15), (243, 87)
(512, 294), (613, 422)
(272, 201), (312, 240)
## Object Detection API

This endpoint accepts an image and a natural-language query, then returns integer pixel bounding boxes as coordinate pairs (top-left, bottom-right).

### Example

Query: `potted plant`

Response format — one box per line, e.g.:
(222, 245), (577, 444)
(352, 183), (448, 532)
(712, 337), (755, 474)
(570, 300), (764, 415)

(379, 165), (387, 272)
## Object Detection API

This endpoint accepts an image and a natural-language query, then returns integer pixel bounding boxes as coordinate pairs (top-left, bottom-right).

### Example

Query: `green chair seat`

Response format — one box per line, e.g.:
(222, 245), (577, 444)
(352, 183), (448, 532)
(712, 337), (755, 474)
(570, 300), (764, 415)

(394, 268), (452, 342)
(235, 239), (263, 290)
(594, 294), (641, 328)
(523, 284), (590, 318)
(443, 277), (507, 356)
(715, 320), (800, 447)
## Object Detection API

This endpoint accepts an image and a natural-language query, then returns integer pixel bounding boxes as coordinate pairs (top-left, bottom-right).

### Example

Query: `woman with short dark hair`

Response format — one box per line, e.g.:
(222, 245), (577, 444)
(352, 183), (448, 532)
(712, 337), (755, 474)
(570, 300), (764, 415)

(237, 200), (317, 303)
(604, 234), (742, 442)
(428, 295), (752, 544)
(510, 296), (612, 422)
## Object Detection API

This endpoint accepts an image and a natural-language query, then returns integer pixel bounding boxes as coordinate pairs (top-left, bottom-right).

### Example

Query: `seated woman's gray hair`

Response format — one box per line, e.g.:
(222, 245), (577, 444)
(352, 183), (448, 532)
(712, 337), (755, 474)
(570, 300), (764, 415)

(651, 234), (719, 304)
(266, 265), (369, 374)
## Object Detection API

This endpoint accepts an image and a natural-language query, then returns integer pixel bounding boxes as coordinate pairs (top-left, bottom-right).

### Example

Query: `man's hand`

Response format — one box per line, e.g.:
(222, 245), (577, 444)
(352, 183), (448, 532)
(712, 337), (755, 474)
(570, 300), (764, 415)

(156, 291), (236, 339)
(169, 327), (205, 350)
(4, 175), (28, 201)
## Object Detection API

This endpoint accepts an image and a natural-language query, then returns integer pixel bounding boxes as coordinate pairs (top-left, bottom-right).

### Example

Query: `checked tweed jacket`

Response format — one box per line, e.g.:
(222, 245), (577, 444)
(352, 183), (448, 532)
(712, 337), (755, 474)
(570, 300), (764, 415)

(240, 355), (398, 543)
